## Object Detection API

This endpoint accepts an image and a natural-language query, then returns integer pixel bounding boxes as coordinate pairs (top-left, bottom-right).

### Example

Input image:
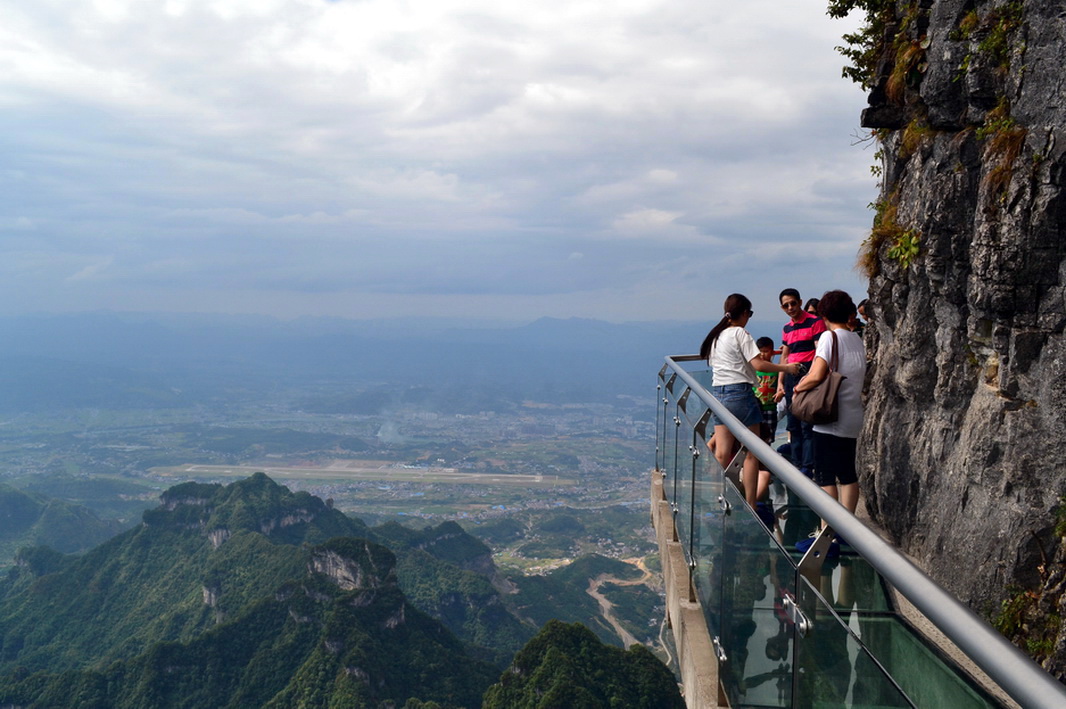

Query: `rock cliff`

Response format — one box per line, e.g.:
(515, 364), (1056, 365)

(843, 0), (1066, 675)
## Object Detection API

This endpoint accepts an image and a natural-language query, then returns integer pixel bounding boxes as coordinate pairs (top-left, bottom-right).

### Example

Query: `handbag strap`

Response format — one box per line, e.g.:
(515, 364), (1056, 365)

(828, 329), (839, 372)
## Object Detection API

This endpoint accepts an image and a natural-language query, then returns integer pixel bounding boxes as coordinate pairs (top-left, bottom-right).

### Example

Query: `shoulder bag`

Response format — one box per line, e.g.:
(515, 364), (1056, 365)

(790, 330), (845, 425)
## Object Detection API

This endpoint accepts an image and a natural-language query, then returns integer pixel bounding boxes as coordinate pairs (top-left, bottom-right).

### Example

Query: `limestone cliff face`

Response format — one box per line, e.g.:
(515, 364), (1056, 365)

(852, 0), (1066, 674)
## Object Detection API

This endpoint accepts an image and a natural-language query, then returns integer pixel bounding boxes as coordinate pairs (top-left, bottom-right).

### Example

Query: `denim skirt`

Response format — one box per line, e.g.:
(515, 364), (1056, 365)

(710, 382), (762, 428)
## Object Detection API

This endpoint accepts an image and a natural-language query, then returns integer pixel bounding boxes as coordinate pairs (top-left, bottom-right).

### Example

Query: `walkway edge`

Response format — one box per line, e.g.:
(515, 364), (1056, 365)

(652, 470), (721, 709)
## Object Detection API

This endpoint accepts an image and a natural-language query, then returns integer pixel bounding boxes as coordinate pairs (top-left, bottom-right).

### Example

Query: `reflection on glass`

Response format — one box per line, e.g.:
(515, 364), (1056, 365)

(720, 484), (793, 708)
(856, 615), (998, 708)
(693, 431), (725, 638)
(794, 576), (912, 709)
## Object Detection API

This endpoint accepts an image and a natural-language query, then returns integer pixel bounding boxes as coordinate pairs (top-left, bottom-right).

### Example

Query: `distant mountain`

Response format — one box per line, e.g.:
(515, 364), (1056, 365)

(482, 620), (683, 709)
(0, 483), (126, 563)
(0, 474), (496, 707)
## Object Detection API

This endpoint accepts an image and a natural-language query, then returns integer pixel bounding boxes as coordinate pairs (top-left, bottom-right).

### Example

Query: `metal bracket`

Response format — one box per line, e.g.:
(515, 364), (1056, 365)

(797, 526), (837, 585)
(712, 635), (728, 663)
(717, 495), (731, 515)
(724, 444), (746, 478)
(781, 593), (812, 637)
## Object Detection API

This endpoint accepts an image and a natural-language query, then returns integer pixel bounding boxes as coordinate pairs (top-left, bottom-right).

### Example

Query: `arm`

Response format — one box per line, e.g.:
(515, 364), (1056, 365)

(774, 344), (791, 401)
(751, 356), (799, 376)
(793, 356), (828, 392)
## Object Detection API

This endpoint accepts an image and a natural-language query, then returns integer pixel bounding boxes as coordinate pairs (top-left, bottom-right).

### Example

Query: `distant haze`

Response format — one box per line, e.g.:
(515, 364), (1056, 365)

(0, 312), (721, 410)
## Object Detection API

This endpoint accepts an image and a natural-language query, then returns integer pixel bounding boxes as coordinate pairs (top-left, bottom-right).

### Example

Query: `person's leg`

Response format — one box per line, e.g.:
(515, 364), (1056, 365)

(799, 420), (816, 473)
(757, 470), (772, 502)
(742, 422), (763, 508)
(713, 424), (736, 472)
(811, 432), (839, 531)
(836, 437), (860, 515)
(838, 482), (859, 513)
(742, 450), (760, 508)
(782, 372), (801, 467)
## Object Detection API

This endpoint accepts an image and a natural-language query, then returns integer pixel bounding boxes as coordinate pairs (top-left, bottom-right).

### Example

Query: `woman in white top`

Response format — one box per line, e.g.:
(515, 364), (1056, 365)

(793, 290), (866, 520)
(699, 294), (799, 510)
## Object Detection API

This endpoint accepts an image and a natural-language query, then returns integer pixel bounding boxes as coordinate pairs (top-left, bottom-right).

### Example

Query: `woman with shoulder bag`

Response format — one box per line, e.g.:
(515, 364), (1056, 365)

(699, 294), (800, 513)
(792, 290), (866, 551)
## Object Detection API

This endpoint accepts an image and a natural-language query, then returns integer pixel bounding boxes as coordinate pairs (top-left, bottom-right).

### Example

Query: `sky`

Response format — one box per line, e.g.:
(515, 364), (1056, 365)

(0, 0), (877, 325)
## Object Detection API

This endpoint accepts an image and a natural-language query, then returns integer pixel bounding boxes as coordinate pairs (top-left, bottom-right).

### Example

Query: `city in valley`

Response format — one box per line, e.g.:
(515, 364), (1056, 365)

(0, 392), (659, 571)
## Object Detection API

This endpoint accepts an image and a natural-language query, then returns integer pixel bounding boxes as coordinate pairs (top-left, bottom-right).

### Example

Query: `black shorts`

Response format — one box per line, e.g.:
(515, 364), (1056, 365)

(812, 432), (858, 487)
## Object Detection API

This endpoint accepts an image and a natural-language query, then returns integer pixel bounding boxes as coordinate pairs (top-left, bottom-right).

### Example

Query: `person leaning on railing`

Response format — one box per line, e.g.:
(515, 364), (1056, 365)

(792, 290), (867, 553)
(699, 293), (800, 512)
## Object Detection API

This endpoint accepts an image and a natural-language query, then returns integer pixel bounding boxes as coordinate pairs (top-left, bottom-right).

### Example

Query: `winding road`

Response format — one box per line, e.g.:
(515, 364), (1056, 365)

(585, 557), (657, 650)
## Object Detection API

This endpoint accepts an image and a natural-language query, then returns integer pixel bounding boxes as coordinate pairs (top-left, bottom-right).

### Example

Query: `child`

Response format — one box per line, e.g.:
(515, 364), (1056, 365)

(753, 337), (779, 445)
(749, 336), (780, 530)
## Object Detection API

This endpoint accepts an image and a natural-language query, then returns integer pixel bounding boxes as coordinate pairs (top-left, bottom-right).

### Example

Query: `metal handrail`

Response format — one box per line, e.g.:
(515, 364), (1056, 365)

(664, 354), (1066, 709)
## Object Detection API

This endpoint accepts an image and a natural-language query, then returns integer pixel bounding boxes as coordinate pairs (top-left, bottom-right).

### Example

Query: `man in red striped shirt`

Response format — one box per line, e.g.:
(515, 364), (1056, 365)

(775, 288), (826, 477)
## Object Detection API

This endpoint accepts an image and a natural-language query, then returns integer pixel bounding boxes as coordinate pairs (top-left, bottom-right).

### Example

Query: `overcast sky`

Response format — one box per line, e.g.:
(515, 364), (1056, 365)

(0, 0), (875, 325)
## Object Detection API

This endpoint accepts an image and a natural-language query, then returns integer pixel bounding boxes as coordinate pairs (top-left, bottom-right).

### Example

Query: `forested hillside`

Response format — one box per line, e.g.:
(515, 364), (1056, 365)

(0, 475), (494, 706)
(0, 483), (126, 563)
(0, 474), (677, 707)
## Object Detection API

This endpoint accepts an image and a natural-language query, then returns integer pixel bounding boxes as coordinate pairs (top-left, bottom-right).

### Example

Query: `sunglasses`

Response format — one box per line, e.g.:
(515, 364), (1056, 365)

(781, 300), (800, 309)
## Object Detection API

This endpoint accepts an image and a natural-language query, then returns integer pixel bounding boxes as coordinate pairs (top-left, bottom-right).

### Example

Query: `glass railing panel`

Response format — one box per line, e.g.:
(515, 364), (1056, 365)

(794, 576), (913, 709)
(692, 433), (726, 638)
(689, 366), (713, 390)
(718, 483), (794, 709)
(673, 428), (695, 562)
(663, 402), (682, 508)
(778, 485), (822, 552)
(856, 614), (999, 708)
(779, 489), (895, 614)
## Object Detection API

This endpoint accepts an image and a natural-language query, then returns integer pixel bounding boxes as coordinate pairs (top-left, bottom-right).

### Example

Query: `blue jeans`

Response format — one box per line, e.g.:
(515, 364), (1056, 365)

(783, 367), (814, 472)
(710, 383), (762, 428)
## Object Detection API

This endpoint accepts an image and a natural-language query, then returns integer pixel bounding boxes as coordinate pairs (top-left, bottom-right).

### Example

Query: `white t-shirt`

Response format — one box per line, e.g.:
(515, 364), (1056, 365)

(811, 328), (866, 439)
(709, 327), (760, 386)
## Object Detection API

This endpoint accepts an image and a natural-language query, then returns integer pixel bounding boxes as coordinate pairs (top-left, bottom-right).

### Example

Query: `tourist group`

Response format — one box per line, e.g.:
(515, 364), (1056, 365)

(700, 289), (868, 556)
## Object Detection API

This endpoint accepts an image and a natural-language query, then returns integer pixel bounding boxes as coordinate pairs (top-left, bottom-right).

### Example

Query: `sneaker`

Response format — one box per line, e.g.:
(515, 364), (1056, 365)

(754, 502), (775, 530)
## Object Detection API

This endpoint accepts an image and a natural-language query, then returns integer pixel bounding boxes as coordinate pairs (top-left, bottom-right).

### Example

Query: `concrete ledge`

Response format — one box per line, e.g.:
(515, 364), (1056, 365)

(652, 470), (720, 708)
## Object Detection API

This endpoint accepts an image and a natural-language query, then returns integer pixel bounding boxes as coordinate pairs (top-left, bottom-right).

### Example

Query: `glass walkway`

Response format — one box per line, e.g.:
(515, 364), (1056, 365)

(656, 355), (1066, 709)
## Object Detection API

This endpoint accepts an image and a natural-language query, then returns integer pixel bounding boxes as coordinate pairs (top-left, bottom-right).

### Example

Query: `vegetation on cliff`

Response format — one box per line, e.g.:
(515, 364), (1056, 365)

(482, 620), (683, 709)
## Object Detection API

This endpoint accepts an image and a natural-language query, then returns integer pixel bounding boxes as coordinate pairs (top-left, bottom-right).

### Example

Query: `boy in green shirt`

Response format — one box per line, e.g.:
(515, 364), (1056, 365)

(753, 337), (779, 445)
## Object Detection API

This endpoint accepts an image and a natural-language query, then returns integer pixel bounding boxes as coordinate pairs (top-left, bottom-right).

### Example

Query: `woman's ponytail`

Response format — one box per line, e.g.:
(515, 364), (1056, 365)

(698, 293), (753, 360)
(699, 315), (731, 360)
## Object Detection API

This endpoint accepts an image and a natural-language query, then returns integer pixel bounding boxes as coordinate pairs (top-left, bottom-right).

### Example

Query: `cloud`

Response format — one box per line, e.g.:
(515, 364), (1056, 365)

(0, 0), (876, 322)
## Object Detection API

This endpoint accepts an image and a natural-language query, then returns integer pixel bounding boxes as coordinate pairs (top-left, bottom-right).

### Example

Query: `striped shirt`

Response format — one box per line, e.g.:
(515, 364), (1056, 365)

(781, 313), (826, 364)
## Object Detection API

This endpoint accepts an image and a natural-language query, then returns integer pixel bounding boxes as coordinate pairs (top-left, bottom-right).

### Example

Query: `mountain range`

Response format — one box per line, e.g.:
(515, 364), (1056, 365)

(0, 474), (681, 707)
